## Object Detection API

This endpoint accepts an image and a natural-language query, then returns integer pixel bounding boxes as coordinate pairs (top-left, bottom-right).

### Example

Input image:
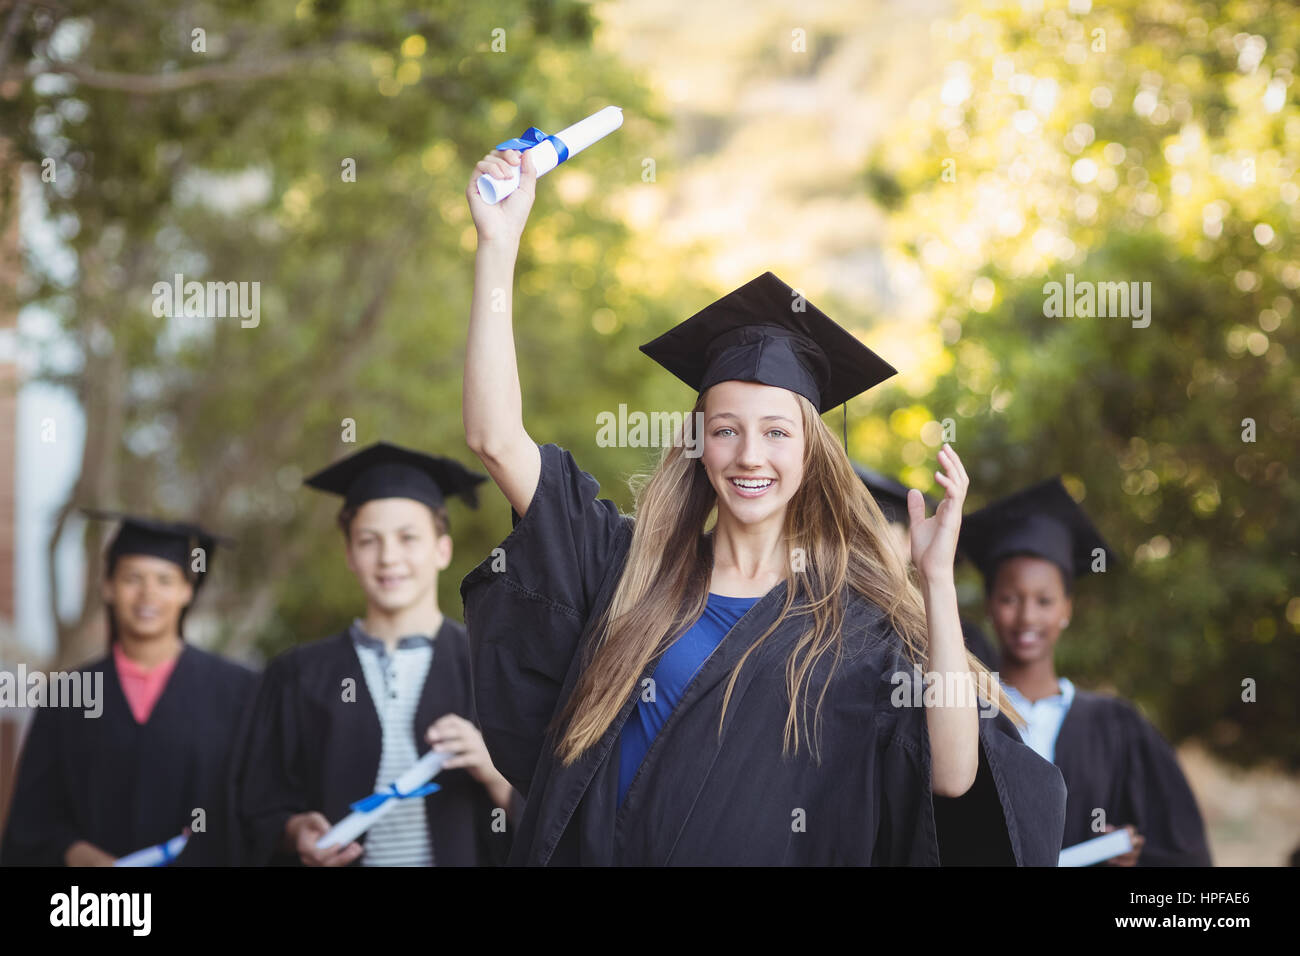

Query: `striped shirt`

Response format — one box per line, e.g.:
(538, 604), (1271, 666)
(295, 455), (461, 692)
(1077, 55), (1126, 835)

(349, 620), (436, 867)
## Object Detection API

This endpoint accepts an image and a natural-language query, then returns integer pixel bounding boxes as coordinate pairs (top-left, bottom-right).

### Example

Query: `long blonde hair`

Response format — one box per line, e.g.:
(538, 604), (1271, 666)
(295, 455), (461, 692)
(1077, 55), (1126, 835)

(552, 389), (1022, 765)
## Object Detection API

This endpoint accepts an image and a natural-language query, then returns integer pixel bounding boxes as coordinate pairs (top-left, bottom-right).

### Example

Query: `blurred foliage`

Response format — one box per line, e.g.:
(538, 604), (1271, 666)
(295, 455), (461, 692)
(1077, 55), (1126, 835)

(2, 0), (1295, 771)
(861, 0), (1299, 769)
(0, 0), (703, 662)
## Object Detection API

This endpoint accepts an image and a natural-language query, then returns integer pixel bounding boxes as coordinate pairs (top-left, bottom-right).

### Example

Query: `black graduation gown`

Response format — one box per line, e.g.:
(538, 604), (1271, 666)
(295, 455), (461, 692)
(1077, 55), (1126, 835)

(234, 618), (510, 866)
(1054, 690), (1212, 866)
(459, 443), (1067, 865)
(0, 645), (257, 867)
(960, 618), (999, 670)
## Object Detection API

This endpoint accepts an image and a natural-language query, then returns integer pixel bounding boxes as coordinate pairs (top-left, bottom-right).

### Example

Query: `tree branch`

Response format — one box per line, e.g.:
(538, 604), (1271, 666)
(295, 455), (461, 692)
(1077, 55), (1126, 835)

(15, 47), (334, 94)
(0, 1), (31, 77)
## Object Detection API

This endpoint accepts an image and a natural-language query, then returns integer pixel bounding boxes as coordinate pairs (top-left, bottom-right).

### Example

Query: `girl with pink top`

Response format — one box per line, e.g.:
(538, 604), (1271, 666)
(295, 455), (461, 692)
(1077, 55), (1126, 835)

(1, 512), (256, 867)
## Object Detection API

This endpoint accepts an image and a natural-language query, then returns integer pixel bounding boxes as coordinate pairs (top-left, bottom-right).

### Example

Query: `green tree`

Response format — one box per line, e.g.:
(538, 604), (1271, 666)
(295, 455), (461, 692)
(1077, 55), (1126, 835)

(0, 0), (697, 665)
(864, 0), (1299, 768)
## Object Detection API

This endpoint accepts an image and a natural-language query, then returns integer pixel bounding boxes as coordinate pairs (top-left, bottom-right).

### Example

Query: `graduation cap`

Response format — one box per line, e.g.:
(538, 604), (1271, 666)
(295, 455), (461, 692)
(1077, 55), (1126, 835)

(959, 478), (1115, 587)
(82, 509), (232, 589)
(853, 463), (936, 526)
(639, 272), (897, 415)
(302, 441), (488, 511)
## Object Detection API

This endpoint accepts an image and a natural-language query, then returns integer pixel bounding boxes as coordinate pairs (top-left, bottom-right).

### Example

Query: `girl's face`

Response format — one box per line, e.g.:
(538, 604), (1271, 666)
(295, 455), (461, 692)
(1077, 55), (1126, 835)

(700, 381), (805, 528)
(101, 555), (194, 641)
(345, 498), (451, 615)
(986, 555), (1073, 666)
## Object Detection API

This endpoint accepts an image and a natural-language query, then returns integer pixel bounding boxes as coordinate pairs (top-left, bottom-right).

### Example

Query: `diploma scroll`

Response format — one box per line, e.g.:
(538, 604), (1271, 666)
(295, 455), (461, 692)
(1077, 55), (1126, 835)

(314, 749), (450, 851)
(1058, 828), (1134, 867)
(115, 830), (190, 867)
(476, 105), (624, 205)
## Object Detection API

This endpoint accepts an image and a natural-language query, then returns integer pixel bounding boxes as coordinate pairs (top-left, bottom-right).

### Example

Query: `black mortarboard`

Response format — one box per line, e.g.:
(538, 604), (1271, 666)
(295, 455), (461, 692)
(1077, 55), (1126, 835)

(83, 509), (231, 588)
(960, 478), (1115, 586)
(302, 442), (487, 511)
(639, 272), (897, 413)
(853, 463), (937, 526)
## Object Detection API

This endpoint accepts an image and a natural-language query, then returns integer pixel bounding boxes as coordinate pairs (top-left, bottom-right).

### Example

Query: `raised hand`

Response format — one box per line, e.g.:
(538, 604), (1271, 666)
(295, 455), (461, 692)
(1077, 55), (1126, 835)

(466, 148), (538, 246)
(906, 443), (969, 582)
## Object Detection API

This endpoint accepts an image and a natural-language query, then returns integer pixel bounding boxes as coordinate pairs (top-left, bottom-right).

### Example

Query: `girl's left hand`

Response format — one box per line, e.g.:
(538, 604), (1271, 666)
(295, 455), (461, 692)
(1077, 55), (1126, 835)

(907, 443), (969, 581)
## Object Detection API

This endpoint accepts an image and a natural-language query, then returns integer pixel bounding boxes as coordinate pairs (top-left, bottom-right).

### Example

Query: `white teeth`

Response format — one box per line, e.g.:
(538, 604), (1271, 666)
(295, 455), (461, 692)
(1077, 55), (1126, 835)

(731, 478), (773, 489)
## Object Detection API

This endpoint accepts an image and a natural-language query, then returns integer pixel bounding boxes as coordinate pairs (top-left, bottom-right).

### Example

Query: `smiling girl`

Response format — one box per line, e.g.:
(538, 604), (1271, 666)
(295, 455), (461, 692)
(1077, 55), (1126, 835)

(961, 478), (1212, 866)
(456, 148), (1068, 865)
(1, 513), (255, 867)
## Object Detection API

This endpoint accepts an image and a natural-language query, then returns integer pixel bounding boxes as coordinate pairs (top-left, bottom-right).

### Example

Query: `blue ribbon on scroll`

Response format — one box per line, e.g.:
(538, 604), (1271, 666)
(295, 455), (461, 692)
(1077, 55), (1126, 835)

(349, 781), (442, 814)
(493, 126), (570, 164)
(158, 835), (182, 865)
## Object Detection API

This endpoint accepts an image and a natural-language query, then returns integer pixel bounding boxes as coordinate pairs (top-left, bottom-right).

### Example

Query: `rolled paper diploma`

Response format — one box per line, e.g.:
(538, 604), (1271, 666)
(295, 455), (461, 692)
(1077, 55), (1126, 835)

(314, 749), (450, 851)
(476, 105), (624, 205)
(114, 830), (190, 867)
(1057, 827), (1134, 867)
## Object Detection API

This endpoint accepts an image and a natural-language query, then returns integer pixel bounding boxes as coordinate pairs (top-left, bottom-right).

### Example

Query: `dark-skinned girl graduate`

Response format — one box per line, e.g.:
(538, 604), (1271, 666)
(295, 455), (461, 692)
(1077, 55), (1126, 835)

(960, 479), (1212, 866)
(456, 146), (1066, 865)
(854, 465), (999, 670)
(0, 513), (256, 867)
(234, 444), (517, 867)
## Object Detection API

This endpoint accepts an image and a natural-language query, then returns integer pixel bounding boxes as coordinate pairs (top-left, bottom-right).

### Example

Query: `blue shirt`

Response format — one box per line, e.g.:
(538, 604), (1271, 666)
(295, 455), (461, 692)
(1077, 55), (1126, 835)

(617, 592), (759, 806)
(1002, 677), (1075, 764)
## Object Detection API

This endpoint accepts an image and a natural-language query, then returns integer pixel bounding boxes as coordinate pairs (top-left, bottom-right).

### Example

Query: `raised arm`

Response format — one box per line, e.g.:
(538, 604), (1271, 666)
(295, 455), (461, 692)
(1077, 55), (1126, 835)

(908, 444), (979, 797)
(464, 147), (542, 517)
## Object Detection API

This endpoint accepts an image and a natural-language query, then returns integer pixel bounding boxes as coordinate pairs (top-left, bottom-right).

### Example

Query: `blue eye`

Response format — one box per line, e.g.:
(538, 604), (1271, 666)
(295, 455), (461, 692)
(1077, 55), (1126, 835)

(714, 428), (735, 437)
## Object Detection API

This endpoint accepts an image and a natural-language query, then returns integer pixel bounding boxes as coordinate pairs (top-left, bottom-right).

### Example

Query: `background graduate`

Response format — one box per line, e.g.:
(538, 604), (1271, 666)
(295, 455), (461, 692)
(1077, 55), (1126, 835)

(235, 443), (516, 867)
(1, 513), (256, 867)
(855, 465), (999, 670)
(459, 147), (1065, 865)
(960, 479), (1213, 866)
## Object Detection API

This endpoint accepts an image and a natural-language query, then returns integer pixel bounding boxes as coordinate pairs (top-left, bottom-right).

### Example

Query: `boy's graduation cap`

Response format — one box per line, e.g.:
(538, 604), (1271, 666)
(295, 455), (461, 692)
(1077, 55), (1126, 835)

(853, 463), (936, 526)
(639, 272), (897, 415)
(960, 477), (1115, 586)
(82, 509), (232, 590)
(303, 441), (487, 511)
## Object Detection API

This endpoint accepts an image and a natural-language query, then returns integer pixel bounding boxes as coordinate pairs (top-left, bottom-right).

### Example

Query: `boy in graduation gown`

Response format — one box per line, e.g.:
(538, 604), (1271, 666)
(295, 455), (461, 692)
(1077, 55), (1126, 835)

(234, 443), (516, 866)
(960, 479), (1213, 866)
(1, 513), (257, 867)
(854, 464), (999, 670)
